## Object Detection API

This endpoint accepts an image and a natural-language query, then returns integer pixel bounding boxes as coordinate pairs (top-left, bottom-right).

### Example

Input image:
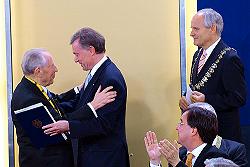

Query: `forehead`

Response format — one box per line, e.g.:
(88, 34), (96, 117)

(191, 14), (204, 26)
(72, 39), (82, 49)
(42, 52), (54, 65)
(181, 111), (189, 121)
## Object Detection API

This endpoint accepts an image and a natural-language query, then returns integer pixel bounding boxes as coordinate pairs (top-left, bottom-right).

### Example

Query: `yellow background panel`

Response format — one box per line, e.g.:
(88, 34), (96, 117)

(10, 0), (187, 166)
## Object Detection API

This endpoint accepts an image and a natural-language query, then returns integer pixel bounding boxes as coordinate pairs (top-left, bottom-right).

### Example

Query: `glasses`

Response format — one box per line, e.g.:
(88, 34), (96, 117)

(177, 122), (185, 126)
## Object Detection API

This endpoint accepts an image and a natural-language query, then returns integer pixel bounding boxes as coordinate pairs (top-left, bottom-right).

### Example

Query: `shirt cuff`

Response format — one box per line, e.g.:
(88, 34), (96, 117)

(87, 103), (98, 118)
(74, 86), (80, 94)
(150, 161), (161, 167)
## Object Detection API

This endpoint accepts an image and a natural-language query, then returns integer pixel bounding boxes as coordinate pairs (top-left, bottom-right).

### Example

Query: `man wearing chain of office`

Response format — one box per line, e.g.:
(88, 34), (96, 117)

(179, 8), (247, 142)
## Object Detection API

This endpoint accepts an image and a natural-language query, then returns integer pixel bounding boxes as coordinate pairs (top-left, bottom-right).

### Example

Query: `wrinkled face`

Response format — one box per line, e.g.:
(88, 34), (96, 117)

(190, 14), (213, 48)
(72, 39), (93, 71)
(176, 111), (193, 146)
(37, 52), (58, 87)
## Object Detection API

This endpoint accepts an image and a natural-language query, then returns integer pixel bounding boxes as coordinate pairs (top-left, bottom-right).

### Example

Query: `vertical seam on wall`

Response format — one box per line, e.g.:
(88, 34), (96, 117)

(179, 0), (187, 95)
(4, 0), (14, 166)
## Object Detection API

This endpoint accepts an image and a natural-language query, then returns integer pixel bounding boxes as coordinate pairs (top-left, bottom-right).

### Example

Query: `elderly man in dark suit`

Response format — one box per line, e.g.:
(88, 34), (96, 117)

(179, 8), (247, 142)
(43, 28), (130, 167)
(145, 107), (228, 167)
(11, 48), (116, 167)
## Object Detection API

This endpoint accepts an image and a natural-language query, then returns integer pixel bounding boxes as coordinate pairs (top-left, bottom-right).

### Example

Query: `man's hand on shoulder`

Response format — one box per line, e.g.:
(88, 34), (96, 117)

(90, 85), (117, 110)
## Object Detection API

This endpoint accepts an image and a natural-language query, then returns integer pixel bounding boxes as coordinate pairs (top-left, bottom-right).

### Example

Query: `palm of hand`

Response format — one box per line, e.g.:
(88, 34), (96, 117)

(147, 143), (161, 160)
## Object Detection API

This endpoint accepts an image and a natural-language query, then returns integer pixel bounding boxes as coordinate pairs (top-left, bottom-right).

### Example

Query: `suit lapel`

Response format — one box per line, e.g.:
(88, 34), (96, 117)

(193, 144), (211, 167)
(197, 40), (225, 78)
(192, 48), (203, 84)
(79, 58), (112, 104)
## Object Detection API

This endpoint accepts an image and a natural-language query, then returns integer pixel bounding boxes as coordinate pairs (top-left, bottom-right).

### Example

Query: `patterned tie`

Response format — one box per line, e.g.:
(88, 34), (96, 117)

(84, 72), (92, 89)
(197, 50), (207, 73)
(185, 153), (193, 167)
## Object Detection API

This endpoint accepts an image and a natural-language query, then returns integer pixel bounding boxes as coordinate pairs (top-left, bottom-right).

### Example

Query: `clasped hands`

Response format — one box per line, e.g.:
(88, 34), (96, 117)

(144, 131), (180, 167)
(179, 91), (205, 110)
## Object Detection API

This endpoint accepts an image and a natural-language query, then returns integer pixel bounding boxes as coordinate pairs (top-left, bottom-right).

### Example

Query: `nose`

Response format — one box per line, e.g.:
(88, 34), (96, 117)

(54, 65), (58, 72)
(74, 56), (78, 63)
(190, 29), (194, 37)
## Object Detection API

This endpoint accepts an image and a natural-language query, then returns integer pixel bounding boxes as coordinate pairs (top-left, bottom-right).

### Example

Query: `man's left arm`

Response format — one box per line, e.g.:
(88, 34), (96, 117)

(231, 143), (248, 167)
(206, 52), (247, 111)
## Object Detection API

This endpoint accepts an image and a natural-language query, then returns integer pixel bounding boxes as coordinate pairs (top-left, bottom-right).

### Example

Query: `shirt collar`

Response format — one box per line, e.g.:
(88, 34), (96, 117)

(90, 55), (108, 76)
(41, 86), (48, 94)
(204, 37), (221, 58)
(187, 143), (207, 158)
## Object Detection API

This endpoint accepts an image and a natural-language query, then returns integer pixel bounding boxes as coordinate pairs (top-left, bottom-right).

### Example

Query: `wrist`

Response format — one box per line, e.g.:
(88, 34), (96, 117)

(90, 101), (97, 110)
(171, 159), (181, 167)
(150, 158), (161, 166)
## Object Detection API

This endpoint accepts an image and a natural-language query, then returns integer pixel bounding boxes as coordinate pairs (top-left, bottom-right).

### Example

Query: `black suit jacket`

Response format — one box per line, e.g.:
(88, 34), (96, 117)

(176, 138), (248, 167)
(190, 40), (247, 141)
(175, 145), (229, 167)
(68, 58), (130, 167)
(219, 139), (248, 167)
(11, 77), (74, 167)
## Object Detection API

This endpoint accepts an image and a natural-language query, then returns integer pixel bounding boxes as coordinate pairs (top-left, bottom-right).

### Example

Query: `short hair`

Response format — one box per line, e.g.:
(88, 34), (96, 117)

(197, 8), (224, 36)
(70, 27), (106, 54)
(188, 102), (217, 117)
(204, 157), (239, 167)
(21, 48), (48, 75)
(184, 107), (218, 144)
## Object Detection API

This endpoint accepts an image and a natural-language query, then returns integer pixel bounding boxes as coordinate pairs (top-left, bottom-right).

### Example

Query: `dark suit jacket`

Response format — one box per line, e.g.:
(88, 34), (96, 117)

(219, 139), (248, 167)
(175, 145), (229, 167)
(11, 77), (74, 167)
(190, 40), (247, 142)
(68, 58), (130, 167)
(177, 138), (248, 167)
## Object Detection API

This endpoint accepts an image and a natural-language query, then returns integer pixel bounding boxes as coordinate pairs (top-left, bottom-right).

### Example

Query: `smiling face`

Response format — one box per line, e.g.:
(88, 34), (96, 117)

(190, 14), (215, 49)
(71, 38), (94, 71)
(36, 52), (58, 87)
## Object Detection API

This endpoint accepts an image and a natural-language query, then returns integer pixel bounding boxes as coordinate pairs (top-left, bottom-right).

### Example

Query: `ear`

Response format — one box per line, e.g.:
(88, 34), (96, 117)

(89, 46), (96, 55)
(211, 24), (217, 33)
(33, 67), (40, 75)
(191, 127), (198, 136)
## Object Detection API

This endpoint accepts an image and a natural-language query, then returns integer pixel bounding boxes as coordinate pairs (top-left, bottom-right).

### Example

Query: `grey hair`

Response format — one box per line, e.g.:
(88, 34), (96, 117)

(204, 157), (239, 167)
(188, 102), (217, 117)
(197, 8), (224, 36)
(21, 48), (48, 75)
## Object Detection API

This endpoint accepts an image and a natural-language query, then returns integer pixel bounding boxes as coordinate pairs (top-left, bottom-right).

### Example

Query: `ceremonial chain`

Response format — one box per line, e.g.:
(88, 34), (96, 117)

(190, 47), (232, 90)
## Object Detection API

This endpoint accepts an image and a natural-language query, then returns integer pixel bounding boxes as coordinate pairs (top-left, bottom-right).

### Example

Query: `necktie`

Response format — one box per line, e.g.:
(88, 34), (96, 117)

(185, 153), (193, 167)
(197, 50), (207, 73)
(47, 90), (53, 99)
(84, 72), (92, 89)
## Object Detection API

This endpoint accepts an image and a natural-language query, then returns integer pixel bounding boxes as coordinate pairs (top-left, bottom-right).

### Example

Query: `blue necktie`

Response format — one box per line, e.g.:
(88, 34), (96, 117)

(84, 72), (92, 89)
(47, 90), (53, 99)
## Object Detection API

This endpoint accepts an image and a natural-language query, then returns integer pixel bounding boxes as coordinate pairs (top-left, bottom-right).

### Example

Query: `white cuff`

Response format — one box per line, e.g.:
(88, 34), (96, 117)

(87, 103), (98, 118)
(74, 87), (80, 94)
(150, 161), (161, 167)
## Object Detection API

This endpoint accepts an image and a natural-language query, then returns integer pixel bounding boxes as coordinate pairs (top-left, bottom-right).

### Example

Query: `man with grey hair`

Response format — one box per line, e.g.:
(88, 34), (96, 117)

(11, 48), (116, 167)
(179, 8), (247, 142)
(205, 157), (239, 167)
